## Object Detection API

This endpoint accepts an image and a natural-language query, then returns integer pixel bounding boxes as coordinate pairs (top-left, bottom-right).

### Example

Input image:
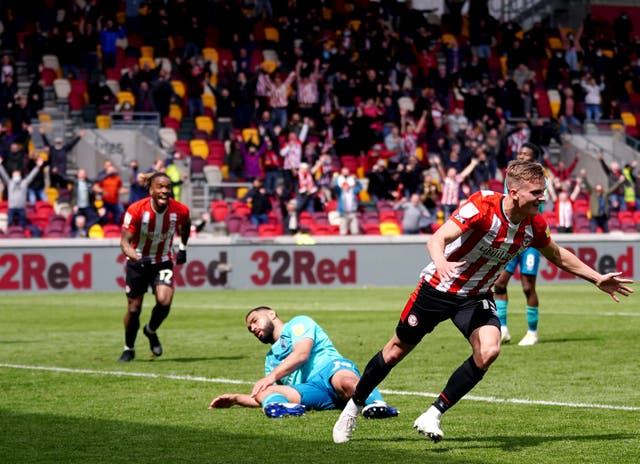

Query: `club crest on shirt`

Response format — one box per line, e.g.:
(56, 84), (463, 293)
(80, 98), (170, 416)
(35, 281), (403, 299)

(522, 235), (533, 248)
(453, 213), (466, 224)
(292, 323), (306, 336)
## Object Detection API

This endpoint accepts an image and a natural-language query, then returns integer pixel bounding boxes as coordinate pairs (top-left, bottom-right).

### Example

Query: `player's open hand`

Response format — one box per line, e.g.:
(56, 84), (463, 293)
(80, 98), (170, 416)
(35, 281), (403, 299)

(209, 394), (237, 409)
(596, 272), (634, 302)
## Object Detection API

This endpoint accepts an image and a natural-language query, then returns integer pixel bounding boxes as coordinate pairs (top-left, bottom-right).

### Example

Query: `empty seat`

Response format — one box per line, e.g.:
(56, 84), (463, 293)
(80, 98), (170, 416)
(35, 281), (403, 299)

(158, 127), (177, 149)
(210, 200), (230, 222)
(102, 224), (122, 238)
(195, 115), (214, 135)
(53, 78), (72, 100)
(171, 80), (186, 99)
(190, 139), (209, 159)
(117, 91), (135, 107)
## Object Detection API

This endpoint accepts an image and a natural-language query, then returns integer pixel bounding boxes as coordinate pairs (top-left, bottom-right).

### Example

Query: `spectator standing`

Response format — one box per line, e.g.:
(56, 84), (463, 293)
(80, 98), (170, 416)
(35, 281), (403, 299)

(333, 167), (362, 236)
(183, 58), (207, 118)
(436, 156), (479, 220)
(26, 150), (47, 202)
(295, 58), (321, 120)
(241, 139), (266, 181)
(128, 161), (148, 204)
(282, 198), (300, 235)
(98, 18), (126, 71)
(71, 169), (99, 227)
(296, 162), (318, 214)
(280, 122), (308, 199)
(95, 163), (127, 225)
(0, 155), (44, 227)
(41, 128), (86, 189)
(395, 193), (433, 234)
(581, 73), (605, 123)
(584, 174), (626, 233)
(265, 70), (296, 128)
(261, 135), (281, 195)
(554, 176), (582, 233)
(543, 152), (579, 182)
(243, 178), (272, 227)
(599, 154), (626, 211)
(612, 10), (634, 46)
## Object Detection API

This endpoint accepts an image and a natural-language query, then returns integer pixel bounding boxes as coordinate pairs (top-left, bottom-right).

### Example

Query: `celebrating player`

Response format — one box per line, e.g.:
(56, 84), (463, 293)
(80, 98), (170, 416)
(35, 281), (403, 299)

(209, 306), (399, 419)
(332, 160), (633, 444)
(118, 172), (191, 362)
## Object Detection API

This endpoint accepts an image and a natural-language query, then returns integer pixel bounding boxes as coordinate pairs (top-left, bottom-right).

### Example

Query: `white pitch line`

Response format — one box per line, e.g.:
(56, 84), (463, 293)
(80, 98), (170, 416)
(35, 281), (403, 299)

(174, 305), (640, 317)
(1, 363), (638, 412)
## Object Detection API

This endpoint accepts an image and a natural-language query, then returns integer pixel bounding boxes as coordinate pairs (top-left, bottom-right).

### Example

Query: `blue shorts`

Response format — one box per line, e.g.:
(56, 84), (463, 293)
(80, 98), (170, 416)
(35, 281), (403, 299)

(504, 248), (541, 276)
(291, 358), (383, 410)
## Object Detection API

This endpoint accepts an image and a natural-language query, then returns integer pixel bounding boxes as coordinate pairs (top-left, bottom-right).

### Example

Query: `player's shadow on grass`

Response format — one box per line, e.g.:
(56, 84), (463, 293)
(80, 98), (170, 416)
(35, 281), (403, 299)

(536, 336), (601, 344)
(441, 432), (636, 451)
(2, 411), (476, 464)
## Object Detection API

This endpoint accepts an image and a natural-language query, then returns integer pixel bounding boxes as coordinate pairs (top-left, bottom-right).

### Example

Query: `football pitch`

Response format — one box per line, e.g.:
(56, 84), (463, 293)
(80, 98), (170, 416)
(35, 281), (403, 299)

(1, 285), (638, 464)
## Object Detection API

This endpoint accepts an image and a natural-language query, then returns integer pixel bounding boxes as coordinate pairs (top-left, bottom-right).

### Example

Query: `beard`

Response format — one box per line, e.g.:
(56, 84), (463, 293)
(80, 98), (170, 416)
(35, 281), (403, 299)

(256, 319), (276, 344)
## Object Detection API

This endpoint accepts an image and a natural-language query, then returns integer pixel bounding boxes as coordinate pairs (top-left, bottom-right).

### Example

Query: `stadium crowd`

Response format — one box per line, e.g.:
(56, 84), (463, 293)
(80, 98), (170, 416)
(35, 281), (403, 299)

(1, 0), (640, 238)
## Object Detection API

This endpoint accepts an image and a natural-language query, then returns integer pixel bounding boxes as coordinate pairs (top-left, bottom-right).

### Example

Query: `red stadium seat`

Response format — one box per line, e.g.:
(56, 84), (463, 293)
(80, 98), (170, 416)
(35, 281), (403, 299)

(210, 200), (230, 222)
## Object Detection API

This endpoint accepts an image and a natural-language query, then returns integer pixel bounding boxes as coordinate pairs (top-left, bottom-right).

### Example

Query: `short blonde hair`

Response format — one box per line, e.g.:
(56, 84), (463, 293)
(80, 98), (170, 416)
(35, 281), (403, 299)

(505, 160), (545, 190)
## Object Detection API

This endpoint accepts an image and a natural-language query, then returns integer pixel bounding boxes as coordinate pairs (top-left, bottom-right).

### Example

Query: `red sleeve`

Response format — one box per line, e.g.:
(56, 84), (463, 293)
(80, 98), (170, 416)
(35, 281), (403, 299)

(531, 214), (552, 249)
(122, 201), (141, 234)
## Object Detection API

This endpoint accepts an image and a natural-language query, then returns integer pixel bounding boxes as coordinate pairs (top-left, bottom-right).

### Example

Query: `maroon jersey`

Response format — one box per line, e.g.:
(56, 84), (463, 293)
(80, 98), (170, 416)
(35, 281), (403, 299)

(421, 190), (551, 296)
(122, 198), (190, 264)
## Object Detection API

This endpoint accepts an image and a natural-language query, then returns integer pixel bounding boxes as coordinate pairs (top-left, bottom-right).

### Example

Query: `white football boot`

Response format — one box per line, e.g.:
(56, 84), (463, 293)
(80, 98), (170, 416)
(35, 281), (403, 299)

(518, 330), (539, 346)
(333, 399), (362, 443)
(413, 407), (444, 443)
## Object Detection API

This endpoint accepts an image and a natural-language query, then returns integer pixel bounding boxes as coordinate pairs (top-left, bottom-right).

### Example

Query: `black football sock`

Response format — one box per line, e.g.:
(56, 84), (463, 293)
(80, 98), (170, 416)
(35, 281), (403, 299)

(434, 356), (486, 413)
(148, 304), (171, 332)
(353, 351), (393, 406)
(125, 315), (140, 349)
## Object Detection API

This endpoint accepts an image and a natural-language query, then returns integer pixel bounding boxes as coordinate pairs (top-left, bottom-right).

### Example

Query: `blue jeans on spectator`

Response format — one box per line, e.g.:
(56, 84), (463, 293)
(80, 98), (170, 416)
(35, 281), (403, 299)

(585, 104), (601, 122)
(188, 97), (204, 118)
(8, 208), (27, 227)
(264, 169), (281, 195)
(250, 213), (269, 227)
(103, 202), (124, 225)
(28, 188), (47, 203)
(271, 107), (288, 128)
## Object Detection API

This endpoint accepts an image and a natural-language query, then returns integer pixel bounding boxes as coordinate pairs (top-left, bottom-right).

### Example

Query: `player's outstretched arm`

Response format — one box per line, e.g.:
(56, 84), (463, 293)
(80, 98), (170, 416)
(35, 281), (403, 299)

(209, 393), (260, 409)
(540, 241), (634, 302)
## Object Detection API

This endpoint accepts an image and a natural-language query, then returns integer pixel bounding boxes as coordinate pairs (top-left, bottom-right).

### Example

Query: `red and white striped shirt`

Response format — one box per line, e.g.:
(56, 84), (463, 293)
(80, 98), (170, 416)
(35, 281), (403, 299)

(440, 174), (464, 206)
(267, 72), (296, 109)
(297, 72), (320, 106)
(122, 198), (190, 264)
(421, 190), (550, 296)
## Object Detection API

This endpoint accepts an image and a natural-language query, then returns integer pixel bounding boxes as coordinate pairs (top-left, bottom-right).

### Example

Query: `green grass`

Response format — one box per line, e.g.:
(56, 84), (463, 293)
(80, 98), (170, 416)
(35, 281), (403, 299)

(1, 285), (638, 463)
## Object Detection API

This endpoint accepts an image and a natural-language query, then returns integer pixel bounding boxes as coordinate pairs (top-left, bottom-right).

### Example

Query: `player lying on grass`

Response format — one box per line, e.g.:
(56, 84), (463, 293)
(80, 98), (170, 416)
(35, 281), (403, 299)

(209, 306), (399, 419)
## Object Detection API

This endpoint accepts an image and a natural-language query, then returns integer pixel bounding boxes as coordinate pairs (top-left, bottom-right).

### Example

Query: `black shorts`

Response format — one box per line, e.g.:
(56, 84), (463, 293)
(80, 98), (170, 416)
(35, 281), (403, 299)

(125, 260), (175, 297)
(396, 281), (500, 345)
